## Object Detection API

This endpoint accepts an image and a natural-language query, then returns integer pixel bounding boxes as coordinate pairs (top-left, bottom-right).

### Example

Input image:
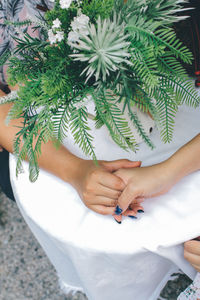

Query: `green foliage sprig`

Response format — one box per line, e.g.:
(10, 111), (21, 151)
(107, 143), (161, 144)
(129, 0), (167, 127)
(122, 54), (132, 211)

(1, 0), (200, 181)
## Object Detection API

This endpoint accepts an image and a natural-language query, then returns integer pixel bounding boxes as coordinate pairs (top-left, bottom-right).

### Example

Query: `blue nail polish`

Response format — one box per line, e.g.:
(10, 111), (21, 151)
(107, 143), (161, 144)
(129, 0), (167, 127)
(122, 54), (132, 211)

(115, 205), (123, 215)
(128, 216), (137, 219)
(138, 210), (144, 213)
(114, 219), (121, 224)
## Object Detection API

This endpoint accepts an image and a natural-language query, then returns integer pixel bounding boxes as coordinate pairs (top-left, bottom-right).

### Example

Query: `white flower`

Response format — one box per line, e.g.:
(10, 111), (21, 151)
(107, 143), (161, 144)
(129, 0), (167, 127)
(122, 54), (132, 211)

(48, 29), (64, 44)
(79, 27), (89, 36)
(68, 31), (80, 43)
(55, 31), (64, 42)
(48, 29), (57, 44)
(71, 14), (89, 32)
(52, 18), (61, 29)
(59, 0), (72, 9)
(68, 14), (90, 46)
(76, 14), (89, 26)
(49, 0), (55, 2)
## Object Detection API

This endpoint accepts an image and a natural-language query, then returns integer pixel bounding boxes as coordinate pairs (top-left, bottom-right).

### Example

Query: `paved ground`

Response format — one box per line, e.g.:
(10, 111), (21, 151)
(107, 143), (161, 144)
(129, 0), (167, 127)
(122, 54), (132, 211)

(0, 188), (192, 300)
(0, 189), (87, 300)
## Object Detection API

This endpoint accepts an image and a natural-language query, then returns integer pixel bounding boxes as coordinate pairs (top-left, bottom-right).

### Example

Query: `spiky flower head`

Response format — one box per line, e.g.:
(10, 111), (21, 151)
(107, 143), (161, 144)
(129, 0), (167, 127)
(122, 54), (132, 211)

(70, 16), (132, 82)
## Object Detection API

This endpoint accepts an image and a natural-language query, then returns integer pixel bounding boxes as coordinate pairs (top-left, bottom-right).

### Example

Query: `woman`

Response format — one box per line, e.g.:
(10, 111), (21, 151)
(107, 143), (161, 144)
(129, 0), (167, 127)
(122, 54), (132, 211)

(1, 1), (200, 299)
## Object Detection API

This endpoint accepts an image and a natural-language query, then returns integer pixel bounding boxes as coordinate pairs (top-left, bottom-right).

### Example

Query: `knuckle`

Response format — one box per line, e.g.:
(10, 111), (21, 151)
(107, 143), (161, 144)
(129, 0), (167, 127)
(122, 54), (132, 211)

(184, 250), (189, 261)
(184, 241), (193, 252)
(114, 180), (123, 190)
(85, 182), (94, 194)
(110, 199), (117, 207)
(115, 191), (121, 198)
(98, 207), (107, 215)
(82, 191), (90, 201)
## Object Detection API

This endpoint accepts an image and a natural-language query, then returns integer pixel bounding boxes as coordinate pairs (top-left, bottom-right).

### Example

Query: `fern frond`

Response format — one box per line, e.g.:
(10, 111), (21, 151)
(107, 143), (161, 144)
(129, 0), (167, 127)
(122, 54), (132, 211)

(13, 33), (49, 55)
(161, 76), (200, 108)
(127, 16), (193, 64)
(52, 106), (70, 142)
(114, 0), (190, 24)
(4, 20), (32, 27)
(130, 44), (159, 88)
(158, 51), (188, 78)
(154, 86), (178, 143)
(93, 88), (137, 151)
(27, 145), (40, 183)
(128, 105), (155, 149)
(69, 106), (97, 160)
(131, 87), (160, 123)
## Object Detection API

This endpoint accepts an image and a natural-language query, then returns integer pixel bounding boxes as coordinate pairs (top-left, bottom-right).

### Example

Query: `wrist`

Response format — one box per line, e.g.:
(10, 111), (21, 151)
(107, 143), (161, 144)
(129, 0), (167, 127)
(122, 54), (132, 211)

(163, 156), (186, 184)
(60, 154), (86, 184)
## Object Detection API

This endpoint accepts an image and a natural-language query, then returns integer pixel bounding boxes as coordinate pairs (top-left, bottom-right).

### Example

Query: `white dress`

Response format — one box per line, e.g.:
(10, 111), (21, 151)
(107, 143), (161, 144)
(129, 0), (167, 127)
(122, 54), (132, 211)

(10, 102), (200, 300)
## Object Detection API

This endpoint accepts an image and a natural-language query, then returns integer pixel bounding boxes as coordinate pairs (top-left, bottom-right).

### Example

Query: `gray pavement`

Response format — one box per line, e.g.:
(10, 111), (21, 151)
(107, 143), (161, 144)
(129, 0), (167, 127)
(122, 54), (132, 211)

(0, 188), (87, 300)
(0, 188), (192, 300)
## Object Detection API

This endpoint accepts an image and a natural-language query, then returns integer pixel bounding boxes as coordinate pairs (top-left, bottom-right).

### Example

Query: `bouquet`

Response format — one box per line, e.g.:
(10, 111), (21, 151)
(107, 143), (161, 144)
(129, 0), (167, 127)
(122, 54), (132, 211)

(1, 0), (200, 181)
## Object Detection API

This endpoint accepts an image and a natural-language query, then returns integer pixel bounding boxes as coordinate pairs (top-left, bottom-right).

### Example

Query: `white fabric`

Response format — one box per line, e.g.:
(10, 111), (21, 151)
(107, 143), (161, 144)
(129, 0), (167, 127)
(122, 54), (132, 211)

(10, 103), (200, 300)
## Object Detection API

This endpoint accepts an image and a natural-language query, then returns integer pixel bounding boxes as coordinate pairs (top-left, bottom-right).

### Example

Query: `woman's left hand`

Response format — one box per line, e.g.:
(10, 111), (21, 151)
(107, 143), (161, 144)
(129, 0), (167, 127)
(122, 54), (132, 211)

(114, 161), (176, 214)
(184, 240), (200, 272)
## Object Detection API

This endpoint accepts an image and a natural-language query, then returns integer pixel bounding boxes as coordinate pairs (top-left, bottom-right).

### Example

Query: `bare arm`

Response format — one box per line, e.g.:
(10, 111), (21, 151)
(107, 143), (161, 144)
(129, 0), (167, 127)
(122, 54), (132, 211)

(0, 101), (140, 215)
(115, 134), (200, 213)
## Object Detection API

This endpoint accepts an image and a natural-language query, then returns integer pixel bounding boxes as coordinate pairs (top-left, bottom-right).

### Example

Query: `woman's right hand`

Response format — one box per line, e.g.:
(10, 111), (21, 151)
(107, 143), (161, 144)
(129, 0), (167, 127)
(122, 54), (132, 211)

(184, 239), (200, 272)
(70, 159), (141, 215)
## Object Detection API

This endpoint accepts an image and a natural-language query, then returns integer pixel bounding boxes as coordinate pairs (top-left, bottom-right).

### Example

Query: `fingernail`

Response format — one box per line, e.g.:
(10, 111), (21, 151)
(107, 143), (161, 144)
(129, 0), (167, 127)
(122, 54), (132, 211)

(137, 210), (144, 213)
(128, 216), (137, 219)
(115, 205), (123, 215)
(114, 219), (121, 224)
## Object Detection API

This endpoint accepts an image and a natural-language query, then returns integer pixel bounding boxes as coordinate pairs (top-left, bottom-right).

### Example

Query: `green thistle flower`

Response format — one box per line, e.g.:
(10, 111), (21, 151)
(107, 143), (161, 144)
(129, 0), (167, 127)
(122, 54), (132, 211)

(71, 16), (132, 82)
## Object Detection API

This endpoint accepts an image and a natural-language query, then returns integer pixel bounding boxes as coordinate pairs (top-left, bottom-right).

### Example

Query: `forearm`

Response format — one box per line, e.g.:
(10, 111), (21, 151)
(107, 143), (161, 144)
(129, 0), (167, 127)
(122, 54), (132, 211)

(0, 103), (83, 183)
(166, 134), (200, 181)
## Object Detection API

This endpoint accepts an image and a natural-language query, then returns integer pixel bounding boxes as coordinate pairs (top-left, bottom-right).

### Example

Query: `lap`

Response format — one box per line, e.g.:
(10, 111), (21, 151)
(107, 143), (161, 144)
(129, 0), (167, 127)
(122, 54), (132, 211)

(9, 105), (200, 299)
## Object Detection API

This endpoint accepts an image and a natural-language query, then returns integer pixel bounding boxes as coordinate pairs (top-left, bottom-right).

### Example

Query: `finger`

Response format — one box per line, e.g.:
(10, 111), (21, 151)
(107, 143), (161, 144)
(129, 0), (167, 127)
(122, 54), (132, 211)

(118, 185), (137, 213)
(184, 250), (200, 266)
(99, 172), (125, 191)
(90, 205), (116, 216)
(96, 185), (121, 200)
(135, 197), (145, 203)
(128, 203), (145, 214)
(123, 209), (137, 218)
(0, 146), (3, 152)
(129, 202), (144, 210)
(103, 160), (141, 172)
(113, 214), (122, 224)
(184, 241), (200, 256)
(93, 196), (118, 207)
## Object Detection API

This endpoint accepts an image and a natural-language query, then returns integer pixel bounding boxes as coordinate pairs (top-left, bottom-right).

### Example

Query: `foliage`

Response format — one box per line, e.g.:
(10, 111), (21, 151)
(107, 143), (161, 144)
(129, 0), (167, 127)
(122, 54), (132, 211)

(1, 0), (200, 181)
(71, 15), (131, 82)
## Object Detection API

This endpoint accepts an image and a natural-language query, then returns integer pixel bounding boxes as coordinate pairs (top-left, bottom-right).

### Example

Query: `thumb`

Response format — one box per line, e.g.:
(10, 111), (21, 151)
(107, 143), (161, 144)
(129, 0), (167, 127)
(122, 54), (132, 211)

(118, 184), (138, 213)
(103, 159), (141, 172)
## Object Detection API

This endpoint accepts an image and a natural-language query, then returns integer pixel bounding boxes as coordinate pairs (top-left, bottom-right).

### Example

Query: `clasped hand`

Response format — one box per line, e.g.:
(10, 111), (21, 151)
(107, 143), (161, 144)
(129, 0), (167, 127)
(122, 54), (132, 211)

(72, 158), (177, 222)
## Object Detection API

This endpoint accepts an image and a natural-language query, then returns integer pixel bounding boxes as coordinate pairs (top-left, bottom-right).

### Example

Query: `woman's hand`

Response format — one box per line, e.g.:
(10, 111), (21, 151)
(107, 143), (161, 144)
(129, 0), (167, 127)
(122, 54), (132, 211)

(70, 159), (141, 215)
(184, 240), (200, 272)
(114, 161), (177, 213)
